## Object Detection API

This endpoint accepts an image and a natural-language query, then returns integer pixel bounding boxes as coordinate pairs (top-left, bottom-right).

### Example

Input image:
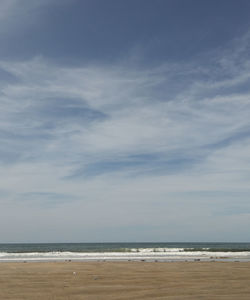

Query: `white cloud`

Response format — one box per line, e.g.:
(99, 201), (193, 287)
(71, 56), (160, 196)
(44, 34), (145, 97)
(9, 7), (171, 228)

(1, 33), (250, 241)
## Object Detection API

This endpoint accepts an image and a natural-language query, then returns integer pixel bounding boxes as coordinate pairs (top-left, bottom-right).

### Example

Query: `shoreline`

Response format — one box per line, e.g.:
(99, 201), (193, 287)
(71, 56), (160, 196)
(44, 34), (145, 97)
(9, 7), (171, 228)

(1, 257), (250, 263)
(1, 254), (250, 263)
(1, 250), (250, 263)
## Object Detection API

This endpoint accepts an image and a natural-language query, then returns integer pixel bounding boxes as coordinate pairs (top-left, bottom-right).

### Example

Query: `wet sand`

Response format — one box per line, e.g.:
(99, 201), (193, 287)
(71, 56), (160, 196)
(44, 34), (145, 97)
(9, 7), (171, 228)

(0, 261), (250, 299)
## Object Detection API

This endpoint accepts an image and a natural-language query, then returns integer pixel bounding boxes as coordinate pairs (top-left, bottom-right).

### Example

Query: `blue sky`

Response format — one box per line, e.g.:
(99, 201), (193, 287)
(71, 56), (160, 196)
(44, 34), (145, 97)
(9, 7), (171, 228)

(1, 0), (250, 242)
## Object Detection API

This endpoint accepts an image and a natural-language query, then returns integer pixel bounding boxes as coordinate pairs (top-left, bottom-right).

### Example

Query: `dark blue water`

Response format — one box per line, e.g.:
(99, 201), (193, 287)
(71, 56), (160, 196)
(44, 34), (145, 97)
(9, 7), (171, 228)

(0, 242), (250, 253)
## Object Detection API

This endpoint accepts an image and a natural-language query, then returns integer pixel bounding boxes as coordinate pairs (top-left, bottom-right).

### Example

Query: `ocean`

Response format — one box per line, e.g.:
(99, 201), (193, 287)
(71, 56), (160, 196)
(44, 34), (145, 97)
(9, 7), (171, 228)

(0, 242), (250, 262)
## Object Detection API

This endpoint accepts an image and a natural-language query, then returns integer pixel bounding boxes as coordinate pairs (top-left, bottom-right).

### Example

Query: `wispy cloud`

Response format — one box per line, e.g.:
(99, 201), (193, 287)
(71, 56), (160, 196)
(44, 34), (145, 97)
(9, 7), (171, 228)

(1, 30), (250, 241)
(1, 34), (250, 175)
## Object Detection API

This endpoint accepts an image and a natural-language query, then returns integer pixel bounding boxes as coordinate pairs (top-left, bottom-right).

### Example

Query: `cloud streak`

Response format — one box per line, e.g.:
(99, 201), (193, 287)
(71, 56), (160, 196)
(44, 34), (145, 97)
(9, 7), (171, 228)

(1, 29), (250, 241)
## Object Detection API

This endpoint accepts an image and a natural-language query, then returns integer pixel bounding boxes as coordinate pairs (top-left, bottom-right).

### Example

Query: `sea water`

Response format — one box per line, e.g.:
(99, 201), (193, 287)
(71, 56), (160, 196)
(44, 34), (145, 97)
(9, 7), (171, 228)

(0, 242), (250, 262)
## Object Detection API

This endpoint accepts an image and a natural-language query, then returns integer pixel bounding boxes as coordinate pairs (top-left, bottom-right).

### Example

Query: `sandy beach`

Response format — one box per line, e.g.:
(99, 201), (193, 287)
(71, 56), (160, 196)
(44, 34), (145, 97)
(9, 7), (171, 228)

(0, 261), (250, 299)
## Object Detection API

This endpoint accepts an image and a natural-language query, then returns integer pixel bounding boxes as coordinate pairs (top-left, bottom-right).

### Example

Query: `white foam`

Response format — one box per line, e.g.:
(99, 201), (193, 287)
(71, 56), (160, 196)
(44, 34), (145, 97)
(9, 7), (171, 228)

(1, 249), (250, 262)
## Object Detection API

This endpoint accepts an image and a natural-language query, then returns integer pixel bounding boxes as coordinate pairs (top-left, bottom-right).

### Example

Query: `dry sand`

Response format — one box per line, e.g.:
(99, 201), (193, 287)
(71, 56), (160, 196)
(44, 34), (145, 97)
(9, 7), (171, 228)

(0, 261), (250, 299)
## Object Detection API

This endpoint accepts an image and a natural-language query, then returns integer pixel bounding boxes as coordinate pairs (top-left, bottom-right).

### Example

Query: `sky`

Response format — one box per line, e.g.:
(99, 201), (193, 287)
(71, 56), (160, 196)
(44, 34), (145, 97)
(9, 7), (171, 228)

(0, 0), (250, 243)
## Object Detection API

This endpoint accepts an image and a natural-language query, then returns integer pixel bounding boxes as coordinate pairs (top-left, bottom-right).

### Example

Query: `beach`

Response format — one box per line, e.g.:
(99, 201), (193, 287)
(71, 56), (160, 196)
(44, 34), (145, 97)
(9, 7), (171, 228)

(1, 261), (250, 299)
